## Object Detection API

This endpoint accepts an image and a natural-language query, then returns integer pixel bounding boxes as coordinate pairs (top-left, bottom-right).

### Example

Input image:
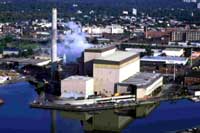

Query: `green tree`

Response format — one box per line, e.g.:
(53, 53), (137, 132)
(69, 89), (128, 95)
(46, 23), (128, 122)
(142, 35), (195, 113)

(145, 47), (154, 56)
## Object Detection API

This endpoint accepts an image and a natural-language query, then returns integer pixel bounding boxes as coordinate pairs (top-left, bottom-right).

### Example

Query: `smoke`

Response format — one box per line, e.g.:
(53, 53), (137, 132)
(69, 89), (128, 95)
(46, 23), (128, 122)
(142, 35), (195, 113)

(57, 21), (91, 63)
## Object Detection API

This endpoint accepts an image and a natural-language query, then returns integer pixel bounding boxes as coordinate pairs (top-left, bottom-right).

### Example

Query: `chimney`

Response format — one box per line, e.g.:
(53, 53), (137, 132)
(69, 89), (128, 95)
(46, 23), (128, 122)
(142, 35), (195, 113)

(51, 8), (58, 80)
(51, 8), (57, 63)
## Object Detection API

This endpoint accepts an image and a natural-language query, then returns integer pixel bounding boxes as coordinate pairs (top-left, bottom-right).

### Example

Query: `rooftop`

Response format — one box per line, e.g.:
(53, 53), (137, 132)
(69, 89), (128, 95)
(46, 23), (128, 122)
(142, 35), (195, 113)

(3, 48), (19, 52)
(85, 44), (116, 53)
(163, 48), (184, 51)
(63, 75), (93, 81)
(94, 51), (139, 65)
(120, 72), (162, 88)
(141, 56), (188, 65)
(0, 58), (51, 66)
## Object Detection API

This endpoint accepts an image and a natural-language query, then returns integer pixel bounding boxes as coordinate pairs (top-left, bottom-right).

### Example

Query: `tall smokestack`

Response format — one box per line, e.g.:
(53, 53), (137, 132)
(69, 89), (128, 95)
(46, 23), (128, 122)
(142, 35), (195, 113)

(51, 8), (58, 80)
(51, 8), (57, 63)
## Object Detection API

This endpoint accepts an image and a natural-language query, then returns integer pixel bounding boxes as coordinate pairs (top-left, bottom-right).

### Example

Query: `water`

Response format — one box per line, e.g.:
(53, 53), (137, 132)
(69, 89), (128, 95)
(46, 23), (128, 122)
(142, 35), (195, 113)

(0, 82), (200, 133)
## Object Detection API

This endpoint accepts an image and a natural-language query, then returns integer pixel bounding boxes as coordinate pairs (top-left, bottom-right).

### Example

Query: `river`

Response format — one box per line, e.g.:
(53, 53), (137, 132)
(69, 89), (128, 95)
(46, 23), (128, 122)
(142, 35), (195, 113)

(0, 82), (200, 133)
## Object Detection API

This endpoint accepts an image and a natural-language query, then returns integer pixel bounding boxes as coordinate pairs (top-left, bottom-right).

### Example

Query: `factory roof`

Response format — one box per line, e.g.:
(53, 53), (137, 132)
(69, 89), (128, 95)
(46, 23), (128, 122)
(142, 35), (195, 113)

(119, 72), (162, 88)
(0, 58), (51, 66)
(141, 56), (188, 65)
(94, 51), (139, 65)
(164, 48), (183, 51)
(85, 44), (116, 53)
(163, 48), (184, 51)
(3, 48), (19, 52)
(63, 75), (93, 81)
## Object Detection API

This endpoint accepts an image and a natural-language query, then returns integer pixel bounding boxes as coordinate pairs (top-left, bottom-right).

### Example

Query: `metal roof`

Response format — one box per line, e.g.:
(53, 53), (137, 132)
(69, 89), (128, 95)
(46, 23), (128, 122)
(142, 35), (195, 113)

(119, 72), (162, 88)
(141, 56), (188, 65)
(94, 51), (139, 65)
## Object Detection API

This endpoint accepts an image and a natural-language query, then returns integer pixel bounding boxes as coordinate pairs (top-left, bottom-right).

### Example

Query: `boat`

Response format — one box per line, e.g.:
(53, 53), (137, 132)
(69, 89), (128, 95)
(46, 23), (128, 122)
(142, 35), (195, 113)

(0, 76), (9, 84)
(190, 97), (200, 102)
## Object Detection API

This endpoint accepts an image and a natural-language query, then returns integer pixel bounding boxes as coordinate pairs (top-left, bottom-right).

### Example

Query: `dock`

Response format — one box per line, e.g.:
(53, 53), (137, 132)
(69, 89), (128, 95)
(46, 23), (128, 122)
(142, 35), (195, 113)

(30, 96), (192, 112)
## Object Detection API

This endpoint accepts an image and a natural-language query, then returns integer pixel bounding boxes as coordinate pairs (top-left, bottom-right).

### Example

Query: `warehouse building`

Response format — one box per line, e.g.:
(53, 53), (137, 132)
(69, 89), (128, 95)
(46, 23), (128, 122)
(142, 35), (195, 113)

(61, 76), (94, 99)
(141, 56), (188, 65)
(93, 51), (140, 96)
(116, 72), (163, 99)
(61, 45), (163, 100)
(162, 48), (184, 57)
(84, 45), (116, 76)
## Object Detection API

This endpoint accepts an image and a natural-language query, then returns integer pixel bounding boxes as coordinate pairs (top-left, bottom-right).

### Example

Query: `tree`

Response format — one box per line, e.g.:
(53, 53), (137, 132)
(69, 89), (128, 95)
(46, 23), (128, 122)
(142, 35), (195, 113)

(145, 47), (154, 56)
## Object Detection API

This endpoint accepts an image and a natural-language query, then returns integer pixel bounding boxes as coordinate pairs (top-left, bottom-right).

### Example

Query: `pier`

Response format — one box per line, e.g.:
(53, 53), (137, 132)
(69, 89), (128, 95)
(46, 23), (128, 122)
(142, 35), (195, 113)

(30, 95), (192, 112)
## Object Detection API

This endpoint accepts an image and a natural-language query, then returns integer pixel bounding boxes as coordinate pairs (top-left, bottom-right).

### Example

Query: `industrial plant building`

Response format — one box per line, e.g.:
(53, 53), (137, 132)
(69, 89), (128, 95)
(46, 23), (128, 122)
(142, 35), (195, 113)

(140, 56), (188, 74)
(116, 72), (163, 99)
(61, 45), (163, 100)
(141, 56), (188, 65)
(84, 45), (116, 76)
(162, 48), (184, 57)
(93, 51), (140, 96)
(61, 76), (94, 98)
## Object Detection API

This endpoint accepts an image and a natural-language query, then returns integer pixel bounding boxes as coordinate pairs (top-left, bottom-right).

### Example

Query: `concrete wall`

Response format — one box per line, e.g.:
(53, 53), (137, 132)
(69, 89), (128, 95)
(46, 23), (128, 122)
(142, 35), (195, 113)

(84, 48), (116, 76)
(136, 76), (163, 99)
(93, 64), (120, 96)
(61, 78), (94, 98)
(84, 48), (116, 63)
(145, 76), (163, 95)
(119, 58), (140, 82)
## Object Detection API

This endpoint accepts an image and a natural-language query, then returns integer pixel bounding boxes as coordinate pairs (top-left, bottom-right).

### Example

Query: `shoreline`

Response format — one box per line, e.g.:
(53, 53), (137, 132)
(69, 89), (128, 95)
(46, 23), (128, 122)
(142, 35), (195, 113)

(30, 96), (192, 112)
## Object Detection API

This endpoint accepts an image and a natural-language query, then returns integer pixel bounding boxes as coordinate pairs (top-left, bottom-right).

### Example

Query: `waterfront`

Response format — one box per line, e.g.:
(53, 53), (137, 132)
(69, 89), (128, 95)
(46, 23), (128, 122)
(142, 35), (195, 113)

(0, 82), (200, 133)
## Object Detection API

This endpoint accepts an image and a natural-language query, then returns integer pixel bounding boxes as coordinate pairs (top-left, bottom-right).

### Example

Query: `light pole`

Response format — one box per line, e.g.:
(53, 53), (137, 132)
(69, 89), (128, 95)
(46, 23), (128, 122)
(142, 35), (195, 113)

(173, 63), (176, 81)
(190, 48), (193, 67)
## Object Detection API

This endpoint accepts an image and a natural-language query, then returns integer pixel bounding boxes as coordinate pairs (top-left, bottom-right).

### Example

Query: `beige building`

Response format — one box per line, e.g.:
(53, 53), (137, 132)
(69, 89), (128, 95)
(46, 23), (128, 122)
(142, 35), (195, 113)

(84, 45), (116, 76)
(93, 51), (140, 96)
(117, 72), (163, 99)
(61, 76), (94, 98)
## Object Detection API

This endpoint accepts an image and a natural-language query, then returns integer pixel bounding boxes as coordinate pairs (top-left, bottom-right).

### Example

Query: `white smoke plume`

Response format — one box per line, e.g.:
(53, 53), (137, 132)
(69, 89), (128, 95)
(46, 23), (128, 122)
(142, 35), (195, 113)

(57, 21), (91, 63)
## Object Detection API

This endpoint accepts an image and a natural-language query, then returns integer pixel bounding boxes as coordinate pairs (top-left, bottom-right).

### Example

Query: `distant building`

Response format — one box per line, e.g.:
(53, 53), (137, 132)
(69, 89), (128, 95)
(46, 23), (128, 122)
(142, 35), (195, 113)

(82, 25), (124, 35)
(141, 56), (188, 65)
(3, 48), (19, 56)
(162, 48), (184, 57)
(186, 31), (200, 41)
(197, 3), (200, 9)
(0, 58), (51, 67)
(132, 8), (137, 16)
(171, 30), (200, 42)
(171, 31), (185, 42)
(185, 70), (200, 86)
(122, 11), (129, 15)
(183, 0), (197, 3)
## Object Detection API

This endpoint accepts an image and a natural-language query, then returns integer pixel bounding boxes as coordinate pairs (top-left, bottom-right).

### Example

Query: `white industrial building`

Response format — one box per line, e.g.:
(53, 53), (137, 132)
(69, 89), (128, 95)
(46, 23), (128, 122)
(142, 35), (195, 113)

(82, 25), (124, 35)
(116, 72), (163, 99)
(61, 76), (94, 99)
(61, 45), (163, 100)
(141, 56), (188, 65)
(162, 48), (184, 57)
(3, 48), (19, 56)
(93, 51), (140, 96)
